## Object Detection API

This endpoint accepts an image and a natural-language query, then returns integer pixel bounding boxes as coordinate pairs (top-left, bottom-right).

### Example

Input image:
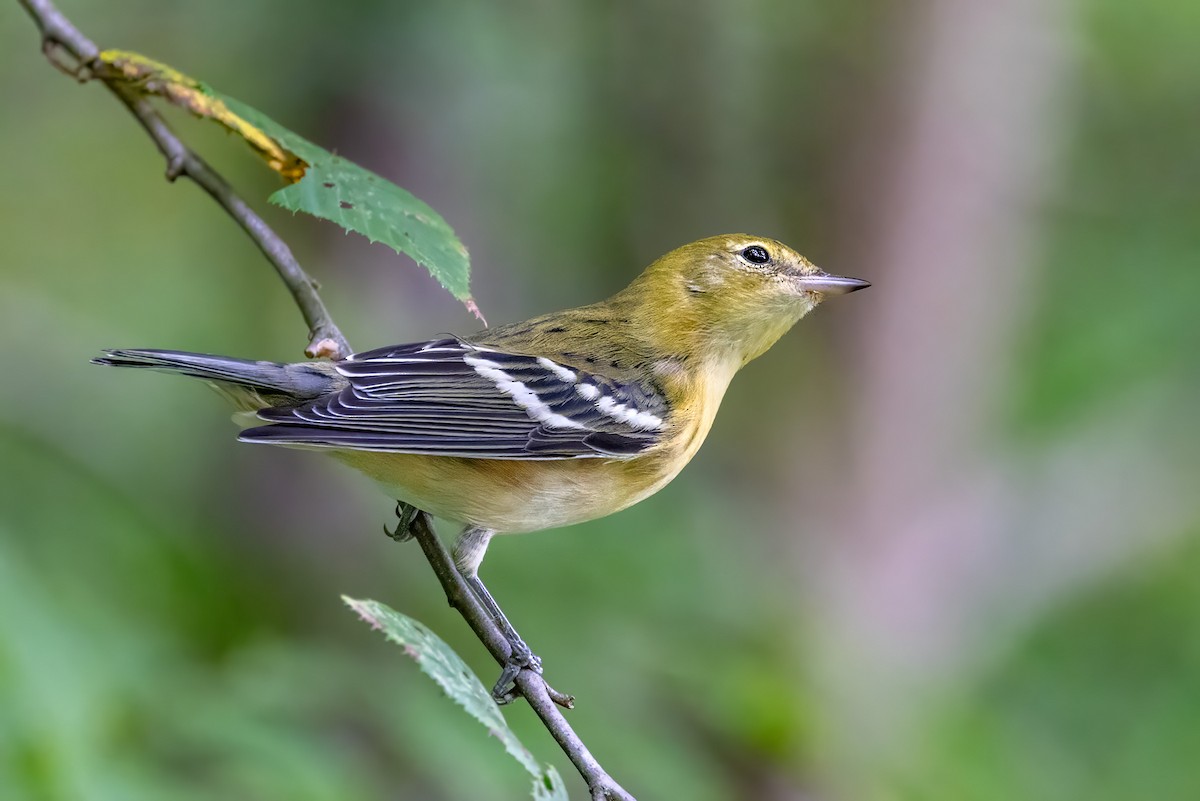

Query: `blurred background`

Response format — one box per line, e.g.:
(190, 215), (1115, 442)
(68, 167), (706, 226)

(3, 0), (1198, 799)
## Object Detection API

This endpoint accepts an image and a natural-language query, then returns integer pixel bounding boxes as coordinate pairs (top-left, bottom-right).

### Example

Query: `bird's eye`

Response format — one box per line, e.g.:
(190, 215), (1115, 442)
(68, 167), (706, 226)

(741, 245), (770, 265)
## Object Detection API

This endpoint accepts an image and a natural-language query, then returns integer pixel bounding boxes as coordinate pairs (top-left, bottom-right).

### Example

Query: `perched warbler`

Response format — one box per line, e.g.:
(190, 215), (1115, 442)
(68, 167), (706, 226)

(96, 234), (868, 700)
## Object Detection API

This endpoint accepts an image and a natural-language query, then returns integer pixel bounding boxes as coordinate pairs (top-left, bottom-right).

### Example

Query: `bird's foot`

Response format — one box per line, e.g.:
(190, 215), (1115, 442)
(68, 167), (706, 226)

(492, 636), (541, 703)
(384, 500), (418, 542)
(490, 639), (575, 708)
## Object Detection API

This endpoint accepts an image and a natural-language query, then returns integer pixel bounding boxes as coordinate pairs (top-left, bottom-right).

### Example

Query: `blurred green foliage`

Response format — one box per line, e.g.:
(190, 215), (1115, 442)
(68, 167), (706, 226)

(893, 536), (1200, 801)
(2, 0), (1197, 800)
(1012, 0), (1200, 432)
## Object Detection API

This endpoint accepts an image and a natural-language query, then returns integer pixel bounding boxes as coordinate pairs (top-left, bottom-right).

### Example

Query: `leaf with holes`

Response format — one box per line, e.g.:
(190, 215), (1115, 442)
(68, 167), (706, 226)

(343, 597), (566, 800)
(220, 96), (477, 315)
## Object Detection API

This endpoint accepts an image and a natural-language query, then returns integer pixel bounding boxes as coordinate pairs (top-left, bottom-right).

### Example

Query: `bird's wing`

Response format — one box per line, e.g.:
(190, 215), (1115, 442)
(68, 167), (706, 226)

(238, 337), (668, 459)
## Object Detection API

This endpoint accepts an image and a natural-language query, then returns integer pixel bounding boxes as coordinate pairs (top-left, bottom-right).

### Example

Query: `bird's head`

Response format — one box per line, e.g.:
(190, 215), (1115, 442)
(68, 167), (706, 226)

(623, 234), (869, 366)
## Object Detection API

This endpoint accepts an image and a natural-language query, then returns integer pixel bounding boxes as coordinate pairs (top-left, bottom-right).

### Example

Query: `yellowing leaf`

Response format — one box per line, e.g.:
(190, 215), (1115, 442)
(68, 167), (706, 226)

(96, 50), (307, 181)
(93, 50), (477, 313)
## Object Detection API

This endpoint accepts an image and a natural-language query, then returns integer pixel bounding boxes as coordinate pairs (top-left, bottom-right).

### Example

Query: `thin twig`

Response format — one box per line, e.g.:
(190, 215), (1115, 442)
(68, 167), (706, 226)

(17, 0), (347, 360)
(408, 513), (636, 801)
(18, 1), (636, 798)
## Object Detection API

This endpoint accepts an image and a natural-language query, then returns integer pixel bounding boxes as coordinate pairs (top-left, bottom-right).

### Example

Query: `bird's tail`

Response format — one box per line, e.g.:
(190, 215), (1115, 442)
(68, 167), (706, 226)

(93, 349), (341, 411)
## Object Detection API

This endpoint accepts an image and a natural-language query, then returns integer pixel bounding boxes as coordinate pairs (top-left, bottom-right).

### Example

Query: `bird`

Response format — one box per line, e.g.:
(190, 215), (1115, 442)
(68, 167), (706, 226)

(94, 234), (869, 701)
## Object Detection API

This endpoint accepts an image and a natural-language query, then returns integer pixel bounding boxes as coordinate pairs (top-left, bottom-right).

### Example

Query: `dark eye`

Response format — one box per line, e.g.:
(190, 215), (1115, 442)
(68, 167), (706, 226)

(741, 245), (770, 265)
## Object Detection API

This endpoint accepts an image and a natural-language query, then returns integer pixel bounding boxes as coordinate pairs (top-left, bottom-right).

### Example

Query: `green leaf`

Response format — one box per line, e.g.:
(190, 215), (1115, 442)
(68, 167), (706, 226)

(219, 96), (477, 313)
(92, 51), (477, 314)
(343, 597), (566, 801)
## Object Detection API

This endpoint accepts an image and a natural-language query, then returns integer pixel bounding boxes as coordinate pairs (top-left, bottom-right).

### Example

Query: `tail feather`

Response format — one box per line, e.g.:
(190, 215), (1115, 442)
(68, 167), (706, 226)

(93, 349), (340, 407)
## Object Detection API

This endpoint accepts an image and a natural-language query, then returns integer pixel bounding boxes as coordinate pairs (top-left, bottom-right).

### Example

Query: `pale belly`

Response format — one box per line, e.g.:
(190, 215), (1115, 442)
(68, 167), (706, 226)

(283, 358), (733, 534)
(330, 449), (683, 533)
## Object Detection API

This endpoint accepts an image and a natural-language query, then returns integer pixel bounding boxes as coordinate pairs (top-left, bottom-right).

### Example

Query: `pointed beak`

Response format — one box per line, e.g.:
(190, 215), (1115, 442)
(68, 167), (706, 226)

(796, 272), (871, 295)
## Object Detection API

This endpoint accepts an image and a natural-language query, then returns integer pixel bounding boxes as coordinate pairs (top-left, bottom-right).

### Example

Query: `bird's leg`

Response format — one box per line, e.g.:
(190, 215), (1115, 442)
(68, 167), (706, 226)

(453, 526), (545, 704)
(384, 500), (419, 542)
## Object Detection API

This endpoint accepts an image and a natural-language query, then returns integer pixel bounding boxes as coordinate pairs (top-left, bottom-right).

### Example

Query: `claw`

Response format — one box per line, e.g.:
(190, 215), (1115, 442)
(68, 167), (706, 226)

(492, 660), (523, 704)
(491, 637), (561, 706)
(491, 655), (574, 708)
(165, 153), (186, 182)
(384, 500), (418, 542)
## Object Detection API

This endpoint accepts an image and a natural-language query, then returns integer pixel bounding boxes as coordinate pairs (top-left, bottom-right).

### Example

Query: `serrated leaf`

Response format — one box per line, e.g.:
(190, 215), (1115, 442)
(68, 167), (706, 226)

(267, 155), (472, 302)
(343, 597), (566, 801)
(216, 95), (474, 306)
(94, 50), (478, 314)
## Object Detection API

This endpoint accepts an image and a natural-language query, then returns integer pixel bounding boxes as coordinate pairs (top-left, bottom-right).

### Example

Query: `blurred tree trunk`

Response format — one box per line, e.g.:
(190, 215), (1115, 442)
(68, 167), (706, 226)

(802, 0), (1075, 775)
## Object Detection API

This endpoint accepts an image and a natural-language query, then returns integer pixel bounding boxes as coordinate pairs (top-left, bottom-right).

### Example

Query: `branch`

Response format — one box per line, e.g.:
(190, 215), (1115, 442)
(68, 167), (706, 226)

(18, 1), (635, 798)
(17, 0), (347, 360)
(408, 513), (635, 801)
